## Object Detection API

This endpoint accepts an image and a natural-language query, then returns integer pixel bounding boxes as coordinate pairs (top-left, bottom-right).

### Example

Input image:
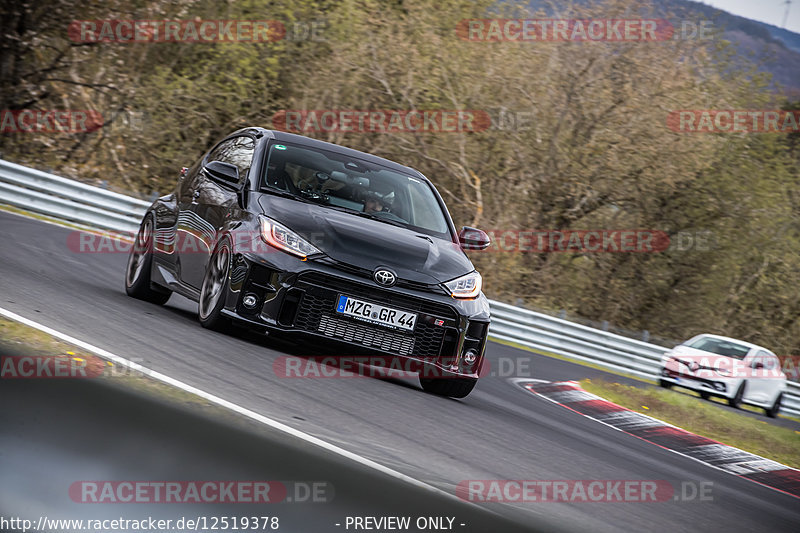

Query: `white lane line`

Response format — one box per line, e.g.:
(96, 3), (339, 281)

(0, 306), (459, 501)
(506, 377), (551, 386)
(0, 205), (128, 237)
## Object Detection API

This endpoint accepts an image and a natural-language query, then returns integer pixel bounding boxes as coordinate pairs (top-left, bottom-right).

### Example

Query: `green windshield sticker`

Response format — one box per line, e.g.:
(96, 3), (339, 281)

(274, 144), (287, 150)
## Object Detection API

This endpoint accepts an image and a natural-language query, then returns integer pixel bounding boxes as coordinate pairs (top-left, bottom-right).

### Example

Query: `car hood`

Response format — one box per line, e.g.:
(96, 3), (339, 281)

(667, 345), (732, 359)
(256, 193), (473, 284)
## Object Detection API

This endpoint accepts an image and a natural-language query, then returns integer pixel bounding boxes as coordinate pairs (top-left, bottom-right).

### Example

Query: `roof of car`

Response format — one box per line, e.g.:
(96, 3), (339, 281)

(689, 333), (772, 353)
(233, 127), (426, 179)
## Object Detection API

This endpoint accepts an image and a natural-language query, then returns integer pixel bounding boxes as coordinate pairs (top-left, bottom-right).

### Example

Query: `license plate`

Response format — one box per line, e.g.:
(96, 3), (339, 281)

(335, 295), (417, 331)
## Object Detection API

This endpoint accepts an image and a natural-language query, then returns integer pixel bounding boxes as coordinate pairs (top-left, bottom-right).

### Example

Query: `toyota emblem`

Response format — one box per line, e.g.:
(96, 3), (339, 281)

(373, 268), (397, 287)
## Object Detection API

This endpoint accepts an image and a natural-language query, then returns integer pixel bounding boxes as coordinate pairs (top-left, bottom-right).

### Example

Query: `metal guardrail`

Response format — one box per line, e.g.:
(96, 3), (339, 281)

(0, 159), (149, 233)
(1, 158), (798, 417)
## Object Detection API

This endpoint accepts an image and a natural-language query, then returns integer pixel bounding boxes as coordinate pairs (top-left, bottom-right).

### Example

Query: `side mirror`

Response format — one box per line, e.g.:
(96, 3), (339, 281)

(204, 161), (241, 188)
(751, 360), (765, 370)
(458, 226), (491, 251)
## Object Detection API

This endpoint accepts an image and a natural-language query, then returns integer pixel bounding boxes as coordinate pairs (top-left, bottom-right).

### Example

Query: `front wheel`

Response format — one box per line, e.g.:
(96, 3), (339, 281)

(419, 377), (477, 399)
(765, 393), (782, 418)
(659, 378), (672, 389)
(125, 214), (171, 305)
(199, 239), (232, 331)
(728, 382), (745, 408)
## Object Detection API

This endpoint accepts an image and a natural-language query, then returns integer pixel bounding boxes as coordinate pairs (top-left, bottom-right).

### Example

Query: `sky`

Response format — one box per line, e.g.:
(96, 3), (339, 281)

(699, 0), (800, 33)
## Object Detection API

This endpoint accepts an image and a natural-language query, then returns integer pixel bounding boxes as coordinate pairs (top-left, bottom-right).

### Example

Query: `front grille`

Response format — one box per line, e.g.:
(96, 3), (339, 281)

(318, 315), (415, 356)
(293, 284), (447, 358)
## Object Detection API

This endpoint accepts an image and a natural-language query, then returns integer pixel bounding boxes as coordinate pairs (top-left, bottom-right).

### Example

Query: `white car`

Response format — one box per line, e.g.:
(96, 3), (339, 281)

(659, 334), (786, 417)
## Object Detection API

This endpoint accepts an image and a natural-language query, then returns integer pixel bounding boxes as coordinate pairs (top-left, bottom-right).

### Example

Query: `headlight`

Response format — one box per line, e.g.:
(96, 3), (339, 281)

(444, 271), (482, 299)
(259, 216), (321, 259)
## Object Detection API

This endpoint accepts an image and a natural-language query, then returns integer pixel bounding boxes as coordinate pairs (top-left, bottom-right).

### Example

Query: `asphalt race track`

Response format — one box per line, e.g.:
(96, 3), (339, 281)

(0, 376), (539, 533)
(1, 210), (799, 532)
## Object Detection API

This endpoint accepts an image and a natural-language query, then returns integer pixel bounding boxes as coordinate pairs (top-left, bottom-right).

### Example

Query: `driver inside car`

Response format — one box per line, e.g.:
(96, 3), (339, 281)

(364, 191), (394, 213)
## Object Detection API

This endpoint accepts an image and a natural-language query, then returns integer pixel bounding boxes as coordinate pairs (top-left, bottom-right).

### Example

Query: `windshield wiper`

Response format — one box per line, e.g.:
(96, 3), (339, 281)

(351, 211), (407, 228)
(262, 187), (313, 203)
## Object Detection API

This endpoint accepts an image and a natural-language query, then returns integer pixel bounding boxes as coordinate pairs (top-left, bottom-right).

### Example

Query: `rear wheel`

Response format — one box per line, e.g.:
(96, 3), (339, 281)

(728, 382), (745, 408)
(199, 239), (232, 331)
(699, 391), (711, 400)
(658, 378), (672, 389)
(125, 215), (171, 304)
(765, 393), (782, 418)
(419, 377), (477, 399)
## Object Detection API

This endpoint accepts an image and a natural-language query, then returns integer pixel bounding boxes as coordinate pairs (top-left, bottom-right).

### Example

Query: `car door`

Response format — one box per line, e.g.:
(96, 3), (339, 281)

(174, 156), (210, 286)
(179, 136), (255, 289)
(744, 349), (778, 404)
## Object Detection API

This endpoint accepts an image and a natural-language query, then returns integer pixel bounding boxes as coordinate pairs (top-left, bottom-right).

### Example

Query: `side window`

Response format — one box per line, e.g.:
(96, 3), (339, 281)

(753, 350), (775, 369)
(207, 136), (255, 182)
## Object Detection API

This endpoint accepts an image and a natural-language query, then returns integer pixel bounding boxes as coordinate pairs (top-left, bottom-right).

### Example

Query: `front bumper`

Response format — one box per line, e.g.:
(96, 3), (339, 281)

(225, 252), (490, 379)
(660, 367), (734, 397)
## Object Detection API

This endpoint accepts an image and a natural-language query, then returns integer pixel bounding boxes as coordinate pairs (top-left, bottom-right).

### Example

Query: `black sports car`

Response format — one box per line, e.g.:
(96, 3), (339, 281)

(125, 128), (491, 398)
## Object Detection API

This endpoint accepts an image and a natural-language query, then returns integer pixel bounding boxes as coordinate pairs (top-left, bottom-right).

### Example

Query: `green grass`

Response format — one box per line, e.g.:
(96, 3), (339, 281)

(580, 378), (800, 469)
(0, 317), (215, 409)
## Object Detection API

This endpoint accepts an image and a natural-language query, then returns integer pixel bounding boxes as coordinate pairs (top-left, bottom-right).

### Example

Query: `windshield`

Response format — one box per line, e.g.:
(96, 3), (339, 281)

(684, 337), (751, 359)
(261, 142), (451, 238)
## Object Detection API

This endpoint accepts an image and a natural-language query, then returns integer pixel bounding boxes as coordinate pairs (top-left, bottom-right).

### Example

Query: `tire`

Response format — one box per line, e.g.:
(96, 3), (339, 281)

(125, 214), (171, 305)
(199, 239), (232, 331)
(699, 391), (710, 400)
(419, 377), (477, 399)
(765, 393), (782, 418)
(659, 378), (672, 389)
(728, 382), (745, 408)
